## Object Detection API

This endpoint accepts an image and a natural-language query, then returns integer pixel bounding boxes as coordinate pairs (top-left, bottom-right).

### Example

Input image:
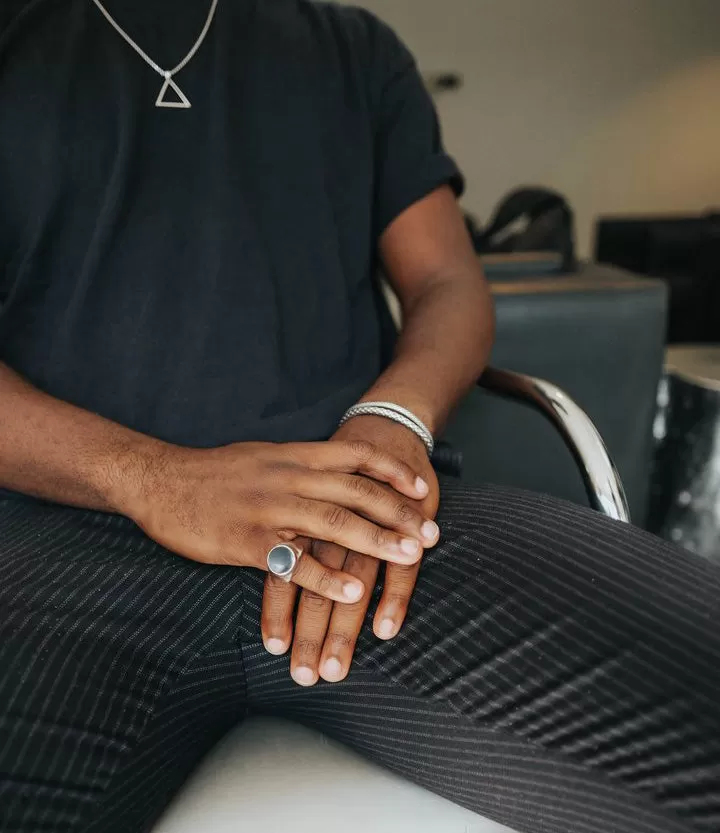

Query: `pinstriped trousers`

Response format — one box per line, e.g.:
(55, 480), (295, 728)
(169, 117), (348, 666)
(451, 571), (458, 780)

(1, 479), (719, 833)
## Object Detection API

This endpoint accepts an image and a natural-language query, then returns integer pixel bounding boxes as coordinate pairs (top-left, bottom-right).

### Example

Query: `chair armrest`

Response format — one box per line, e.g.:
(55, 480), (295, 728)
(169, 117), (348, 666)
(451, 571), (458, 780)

(478, 367), (631, 523)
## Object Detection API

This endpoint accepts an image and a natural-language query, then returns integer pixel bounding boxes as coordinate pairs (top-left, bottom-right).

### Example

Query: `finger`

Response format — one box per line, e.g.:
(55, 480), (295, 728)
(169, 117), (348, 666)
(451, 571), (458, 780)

(282, 498), (425, 566)
(287, 471), (439, 546)
(289, 545), (366, 603)
(260, 532), (309, 654)
(261, 572), (297, 656)
(248, 530), (364, 602)
(290, 441), (430, 500)
(373, 560), (422, 641)
(290, 541), (347, 687)
(320, 551), (379, 683)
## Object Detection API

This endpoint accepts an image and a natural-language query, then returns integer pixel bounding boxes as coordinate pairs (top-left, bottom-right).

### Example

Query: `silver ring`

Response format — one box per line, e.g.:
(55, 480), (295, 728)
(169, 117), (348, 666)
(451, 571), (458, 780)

(266, 543), (304, 582)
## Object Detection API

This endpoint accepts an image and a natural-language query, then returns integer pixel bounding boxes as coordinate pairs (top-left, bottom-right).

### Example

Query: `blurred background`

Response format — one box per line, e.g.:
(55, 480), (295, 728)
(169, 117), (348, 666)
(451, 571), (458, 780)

(341, 0), (720, 257)
(340, 0), (720, 558)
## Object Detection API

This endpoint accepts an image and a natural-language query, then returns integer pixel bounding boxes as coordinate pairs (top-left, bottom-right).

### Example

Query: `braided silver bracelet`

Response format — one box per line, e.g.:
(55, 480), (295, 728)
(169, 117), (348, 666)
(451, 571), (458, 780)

(339, 401), (435, 456)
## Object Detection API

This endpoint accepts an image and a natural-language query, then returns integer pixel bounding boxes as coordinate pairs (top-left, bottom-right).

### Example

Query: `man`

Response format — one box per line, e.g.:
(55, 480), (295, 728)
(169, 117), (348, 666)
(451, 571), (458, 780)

(0, 1), (718, 832)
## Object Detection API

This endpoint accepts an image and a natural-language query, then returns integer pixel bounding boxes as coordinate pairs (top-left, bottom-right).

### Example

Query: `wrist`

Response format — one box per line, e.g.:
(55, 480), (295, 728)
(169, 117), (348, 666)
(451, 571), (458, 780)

(102, 434), (173, 520)
(357, 388), (441, 440)
(342, 401), (434, 456)
(336, 413), (429, 458)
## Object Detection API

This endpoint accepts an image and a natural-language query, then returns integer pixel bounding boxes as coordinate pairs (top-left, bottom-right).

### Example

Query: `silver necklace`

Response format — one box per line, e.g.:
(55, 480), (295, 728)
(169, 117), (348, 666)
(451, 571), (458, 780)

(91, 0), (219, 109)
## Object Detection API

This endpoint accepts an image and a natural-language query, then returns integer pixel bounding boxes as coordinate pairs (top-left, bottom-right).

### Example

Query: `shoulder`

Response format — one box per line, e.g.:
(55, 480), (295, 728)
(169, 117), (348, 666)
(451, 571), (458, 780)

(308, 2), (413, 64)
(303, 3), (395, 45)
(271, 1), (415, 85)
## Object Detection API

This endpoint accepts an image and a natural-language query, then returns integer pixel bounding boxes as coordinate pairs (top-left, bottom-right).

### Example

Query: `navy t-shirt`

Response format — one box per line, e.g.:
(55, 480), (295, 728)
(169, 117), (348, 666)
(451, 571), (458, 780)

(0, 0), (462, 447)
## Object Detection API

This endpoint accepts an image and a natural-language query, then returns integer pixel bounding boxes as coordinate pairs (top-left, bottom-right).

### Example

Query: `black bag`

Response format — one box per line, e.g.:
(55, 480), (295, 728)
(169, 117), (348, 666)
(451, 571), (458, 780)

(469, 187), (577, 273)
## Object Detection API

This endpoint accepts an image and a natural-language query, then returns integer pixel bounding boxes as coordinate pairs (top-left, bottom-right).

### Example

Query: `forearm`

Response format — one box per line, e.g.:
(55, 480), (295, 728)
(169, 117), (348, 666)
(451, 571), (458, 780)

(361, 273), (494, 437)
(0, 361), (163, 513)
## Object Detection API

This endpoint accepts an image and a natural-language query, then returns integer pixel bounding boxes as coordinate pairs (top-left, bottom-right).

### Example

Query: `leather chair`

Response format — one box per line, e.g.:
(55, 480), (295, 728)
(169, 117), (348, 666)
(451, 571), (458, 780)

(153, 369), (629, 833)
(443, 262), (667, 524)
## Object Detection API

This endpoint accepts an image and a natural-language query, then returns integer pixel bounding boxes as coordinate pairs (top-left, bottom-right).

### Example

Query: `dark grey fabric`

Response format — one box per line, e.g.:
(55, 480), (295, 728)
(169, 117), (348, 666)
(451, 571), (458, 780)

(443, 265), (668, 523)
(1, 481), (718, 833)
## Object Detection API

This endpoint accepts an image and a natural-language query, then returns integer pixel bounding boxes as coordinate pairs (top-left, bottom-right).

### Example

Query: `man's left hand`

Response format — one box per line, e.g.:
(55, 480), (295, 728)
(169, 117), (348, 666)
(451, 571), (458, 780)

(261, 414), (440, 686)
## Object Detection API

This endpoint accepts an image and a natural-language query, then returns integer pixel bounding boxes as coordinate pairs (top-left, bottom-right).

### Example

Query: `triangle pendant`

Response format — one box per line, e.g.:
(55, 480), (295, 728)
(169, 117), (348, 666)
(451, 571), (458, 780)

(155, 76), (191, 109)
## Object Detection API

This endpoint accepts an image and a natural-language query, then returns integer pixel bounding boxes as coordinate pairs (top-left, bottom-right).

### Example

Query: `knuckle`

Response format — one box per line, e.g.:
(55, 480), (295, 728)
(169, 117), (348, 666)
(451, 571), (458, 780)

(348, 439), (375, 462)
(323, 505), (351, 532)
(387, 563), (419, 584)
(347, 474), (377, 501)
(293, 637), (320, 656)
(394, 501), (415, 524)
(383, 454), (404, 475)
(264, 576), (294, 599)
(370, 524), (391, 548)
(384, 590), (412, 607)
(315, 568), (336, 596)
(318, 570), (335, 595)
(327, 632), (355, 651)
(302, 590), (330, 612)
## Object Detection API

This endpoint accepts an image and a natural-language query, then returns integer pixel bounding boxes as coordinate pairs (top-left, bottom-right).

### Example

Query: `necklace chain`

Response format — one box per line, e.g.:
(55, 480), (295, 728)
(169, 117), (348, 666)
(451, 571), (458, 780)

(91, 0), (219, 80)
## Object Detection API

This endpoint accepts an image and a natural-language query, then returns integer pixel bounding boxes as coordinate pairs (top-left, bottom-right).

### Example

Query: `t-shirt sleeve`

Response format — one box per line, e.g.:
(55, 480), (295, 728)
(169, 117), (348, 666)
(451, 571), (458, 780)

(369, 19), (465, 236)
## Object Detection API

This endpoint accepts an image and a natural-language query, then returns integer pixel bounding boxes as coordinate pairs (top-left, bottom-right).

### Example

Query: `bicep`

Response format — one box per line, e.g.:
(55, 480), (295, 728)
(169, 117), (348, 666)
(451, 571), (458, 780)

(379, 185), (487, 306)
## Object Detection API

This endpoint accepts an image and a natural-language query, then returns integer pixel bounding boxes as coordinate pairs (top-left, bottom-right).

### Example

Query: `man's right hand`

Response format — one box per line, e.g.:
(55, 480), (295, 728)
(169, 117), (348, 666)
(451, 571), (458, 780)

(125, 440), (437, 602)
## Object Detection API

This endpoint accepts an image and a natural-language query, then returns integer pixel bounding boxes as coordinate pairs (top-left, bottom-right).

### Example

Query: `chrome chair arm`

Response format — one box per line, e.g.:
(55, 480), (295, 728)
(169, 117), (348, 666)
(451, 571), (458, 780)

(478, 367), (631, 523)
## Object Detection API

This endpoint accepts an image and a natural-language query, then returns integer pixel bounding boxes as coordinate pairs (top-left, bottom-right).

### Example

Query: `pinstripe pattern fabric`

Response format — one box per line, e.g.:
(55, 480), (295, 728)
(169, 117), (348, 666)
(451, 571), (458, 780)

(0, 497), (248, 832)
(1, 479), (719, 833)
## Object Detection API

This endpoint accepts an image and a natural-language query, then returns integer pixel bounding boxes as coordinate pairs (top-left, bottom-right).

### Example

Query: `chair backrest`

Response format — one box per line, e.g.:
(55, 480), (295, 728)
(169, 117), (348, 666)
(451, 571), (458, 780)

(442, 263), (667, 521)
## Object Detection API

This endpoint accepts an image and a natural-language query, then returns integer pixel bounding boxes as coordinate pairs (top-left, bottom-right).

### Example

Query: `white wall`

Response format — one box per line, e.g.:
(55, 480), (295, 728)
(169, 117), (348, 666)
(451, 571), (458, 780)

(340, 0), (720, 256)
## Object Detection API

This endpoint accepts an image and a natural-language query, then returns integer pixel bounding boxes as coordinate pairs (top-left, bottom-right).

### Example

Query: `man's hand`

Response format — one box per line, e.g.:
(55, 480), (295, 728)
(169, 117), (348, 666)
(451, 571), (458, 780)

(261, 416), (440, 686)
(129, 439), (436, 602)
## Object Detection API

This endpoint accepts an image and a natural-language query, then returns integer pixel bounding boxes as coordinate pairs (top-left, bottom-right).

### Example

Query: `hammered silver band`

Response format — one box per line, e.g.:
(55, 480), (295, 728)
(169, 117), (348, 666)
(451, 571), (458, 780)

(266, 543), (304, 582)
(339, 402), (435, 456)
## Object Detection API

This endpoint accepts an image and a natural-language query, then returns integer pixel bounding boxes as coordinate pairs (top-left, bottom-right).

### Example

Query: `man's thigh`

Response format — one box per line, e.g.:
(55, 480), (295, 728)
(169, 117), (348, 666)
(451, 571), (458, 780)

(0, 497), (248, 833)
(240, 481), (720, 833)
(372, 479), (720, 710)
(376, 483), (720, 813)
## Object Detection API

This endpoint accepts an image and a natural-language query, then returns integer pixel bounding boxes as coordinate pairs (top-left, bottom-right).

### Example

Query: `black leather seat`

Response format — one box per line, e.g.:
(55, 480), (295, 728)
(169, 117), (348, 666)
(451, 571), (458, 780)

(443, 262), (667, 524)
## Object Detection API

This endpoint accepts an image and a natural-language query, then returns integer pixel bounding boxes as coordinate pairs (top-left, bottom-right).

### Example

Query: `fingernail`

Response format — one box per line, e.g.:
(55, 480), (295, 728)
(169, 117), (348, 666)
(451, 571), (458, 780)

(415, 476), (429, 495)
(322, 657), (344, 681)
(421, 520), (439, 543)
(292, 666), (317, 687)
(265, 638), (287, 655)
(343, 582), (364, 602)
(400, 538), (420, 557)
(378, 618), (397, 639)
